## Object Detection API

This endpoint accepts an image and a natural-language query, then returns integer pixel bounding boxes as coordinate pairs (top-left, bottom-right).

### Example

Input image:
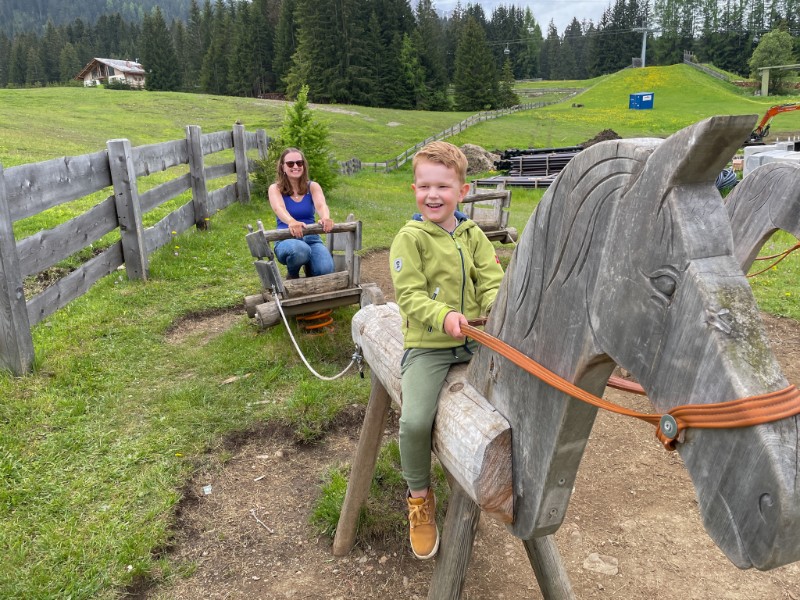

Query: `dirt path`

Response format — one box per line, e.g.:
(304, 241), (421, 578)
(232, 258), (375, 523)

(146, 250), (800, 600)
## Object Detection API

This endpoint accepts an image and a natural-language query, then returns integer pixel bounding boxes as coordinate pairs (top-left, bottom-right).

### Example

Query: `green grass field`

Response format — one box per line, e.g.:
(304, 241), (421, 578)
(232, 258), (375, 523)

(1, 65), (799, 598)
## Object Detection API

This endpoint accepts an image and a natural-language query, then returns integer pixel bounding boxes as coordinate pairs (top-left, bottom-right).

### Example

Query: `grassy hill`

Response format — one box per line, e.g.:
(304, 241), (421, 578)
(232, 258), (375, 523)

(0, 66), (798, 599)
(2, 64), (800, 169)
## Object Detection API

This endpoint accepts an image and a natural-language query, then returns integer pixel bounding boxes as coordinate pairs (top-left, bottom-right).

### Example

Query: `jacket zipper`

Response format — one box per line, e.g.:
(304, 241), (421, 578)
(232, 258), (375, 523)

(456, 239), (466, 314)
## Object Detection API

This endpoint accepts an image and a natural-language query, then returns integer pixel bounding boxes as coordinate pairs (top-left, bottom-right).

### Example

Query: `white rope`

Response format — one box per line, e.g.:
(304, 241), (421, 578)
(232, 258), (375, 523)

(272, 288), (362, 381)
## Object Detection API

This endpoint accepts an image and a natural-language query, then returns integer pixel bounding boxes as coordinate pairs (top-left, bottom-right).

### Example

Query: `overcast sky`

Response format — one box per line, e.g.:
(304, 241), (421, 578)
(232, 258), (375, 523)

(433, 1), (612, 33)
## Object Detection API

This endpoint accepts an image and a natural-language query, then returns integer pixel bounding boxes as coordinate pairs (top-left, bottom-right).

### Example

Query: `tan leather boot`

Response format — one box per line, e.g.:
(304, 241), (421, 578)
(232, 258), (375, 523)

(407, 490), (439, 559)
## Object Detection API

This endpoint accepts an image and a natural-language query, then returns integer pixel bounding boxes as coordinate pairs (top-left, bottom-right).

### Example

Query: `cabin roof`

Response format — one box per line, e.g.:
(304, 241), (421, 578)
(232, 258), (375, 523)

(75, 58), (145, 80)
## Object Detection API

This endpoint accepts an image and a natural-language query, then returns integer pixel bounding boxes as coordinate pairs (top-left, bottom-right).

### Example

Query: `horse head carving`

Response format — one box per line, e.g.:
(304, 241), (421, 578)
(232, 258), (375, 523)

(468, 115), (800, 570)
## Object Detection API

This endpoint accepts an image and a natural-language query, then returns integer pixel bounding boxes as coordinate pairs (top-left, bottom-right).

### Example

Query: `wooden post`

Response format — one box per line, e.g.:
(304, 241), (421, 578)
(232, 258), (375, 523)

(186, 125), (210, 230)
(332, 374), (391, 556)
(523, 536), (576, 599)
(761, 68), (770, 97)
(232, 122), (250, 204)
(427, 481), (482, 600)
(256, 129), (269, 160)
(0, 163), (35, 375)
(107, 139), (149, 281)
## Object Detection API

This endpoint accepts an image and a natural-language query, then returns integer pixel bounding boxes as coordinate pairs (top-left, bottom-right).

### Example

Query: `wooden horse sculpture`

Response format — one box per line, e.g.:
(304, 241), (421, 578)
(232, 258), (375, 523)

(465, 114), (800, 581)
(724, 161), (800, 272)
(338, 116), (800, 599)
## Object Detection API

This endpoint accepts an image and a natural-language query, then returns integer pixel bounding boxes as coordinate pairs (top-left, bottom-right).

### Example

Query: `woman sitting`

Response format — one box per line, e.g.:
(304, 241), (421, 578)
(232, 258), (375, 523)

(268, 148), (335, 279)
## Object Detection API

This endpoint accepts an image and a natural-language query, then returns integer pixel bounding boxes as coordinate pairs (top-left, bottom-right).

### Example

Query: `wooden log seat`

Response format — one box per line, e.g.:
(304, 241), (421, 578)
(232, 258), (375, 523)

(352, 302), (513, 523)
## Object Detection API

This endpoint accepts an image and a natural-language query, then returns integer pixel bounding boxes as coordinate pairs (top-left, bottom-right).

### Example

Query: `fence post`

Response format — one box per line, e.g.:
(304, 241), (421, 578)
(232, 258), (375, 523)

(185, 125), (210, 230)
(0, 162), (35, 375)
(256, 129), (269, 159)
(232, 122), (251, 204)
(107, 139), (149, 281)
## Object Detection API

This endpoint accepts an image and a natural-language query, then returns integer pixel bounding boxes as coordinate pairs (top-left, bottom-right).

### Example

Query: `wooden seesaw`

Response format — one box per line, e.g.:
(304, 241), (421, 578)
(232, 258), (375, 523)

(243, 216), (384, 327)
(333, 116), (800, 599)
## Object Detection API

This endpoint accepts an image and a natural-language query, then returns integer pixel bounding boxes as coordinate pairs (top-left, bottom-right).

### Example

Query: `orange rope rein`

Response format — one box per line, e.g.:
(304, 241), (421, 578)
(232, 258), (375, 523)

(462, 323), (800, 451)
(747, 241), (800, 278)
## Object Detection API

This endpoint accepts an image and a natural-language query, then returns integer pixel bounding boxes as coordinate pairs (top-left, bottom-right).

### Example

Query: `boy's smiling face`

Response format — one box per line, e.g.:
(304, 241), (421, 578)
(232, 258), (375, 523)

(412, 159), (470, 231)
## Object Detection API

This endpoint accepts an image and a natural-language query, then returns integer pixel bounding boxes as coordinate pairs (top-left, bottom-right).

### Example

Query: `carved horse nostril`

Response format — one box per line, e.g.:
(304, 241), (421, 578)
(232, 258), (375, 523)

(759, 493), (774, 519)
(706, 308), (734, 334)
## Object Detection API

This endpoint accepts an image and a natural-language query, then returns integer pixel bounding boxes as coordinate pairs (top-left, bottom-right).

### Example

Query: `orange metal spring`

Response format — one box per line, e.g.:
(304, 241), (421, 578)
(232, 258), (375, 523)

(296, 309), (334, 334)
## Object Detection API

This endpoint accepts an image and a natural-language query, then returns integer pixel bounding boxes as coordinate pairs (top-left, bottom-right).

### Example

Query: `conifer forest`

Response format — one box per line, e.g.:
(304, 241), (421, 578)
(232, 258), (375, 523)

(1, 0), (799, 111)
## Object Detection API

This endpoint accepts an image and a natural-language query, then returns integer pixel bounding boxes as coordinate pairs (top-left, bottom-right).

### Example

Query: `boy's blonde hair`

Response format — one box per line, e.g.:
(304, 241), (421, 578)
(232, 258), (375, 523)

(413, 141), (468, 185)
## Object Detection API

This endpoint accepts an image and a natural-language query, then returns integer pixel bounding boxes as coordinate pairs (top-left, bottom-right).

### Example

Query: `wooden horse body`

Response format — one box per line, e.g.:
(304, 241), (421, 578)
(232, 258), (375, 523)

(468, 115), (799, 570)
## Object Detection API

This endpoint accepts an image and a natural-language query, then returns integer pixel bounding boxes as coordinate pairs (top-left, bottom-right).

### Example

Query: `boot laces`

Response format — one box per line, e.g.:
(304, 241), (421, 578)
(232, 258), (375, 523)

(409, 499), (433, 527)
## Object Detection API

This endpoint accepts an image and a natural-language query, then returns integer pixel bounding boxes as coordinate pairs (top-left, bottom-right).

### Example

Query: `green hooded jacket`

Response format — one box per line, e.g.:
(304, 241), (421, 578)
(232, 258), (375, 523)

(389, 215), (504, 349)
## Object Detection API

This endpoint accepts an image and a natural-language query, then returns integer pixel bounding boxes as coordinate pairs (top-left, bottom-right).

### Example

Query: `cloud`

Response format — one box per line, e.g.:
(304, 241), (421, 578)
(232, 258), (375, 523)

(432, 1), (609, 33)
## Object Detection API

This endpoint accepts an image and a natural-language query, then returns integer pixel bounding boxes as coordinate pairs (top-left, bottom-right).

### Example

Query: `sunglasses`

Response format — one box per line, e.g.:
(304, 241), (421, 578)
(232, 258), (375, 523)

(284, 160), (304, 168)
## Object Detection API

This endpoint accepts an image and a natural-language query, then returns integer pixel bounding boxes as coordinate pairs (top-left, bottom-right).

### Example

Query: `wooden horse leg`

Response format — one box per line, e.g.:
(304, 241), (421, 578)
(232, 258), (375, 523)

(427, 479), (482, 600)
(522, 535), (575, 599)
(332, 373), (391, 556)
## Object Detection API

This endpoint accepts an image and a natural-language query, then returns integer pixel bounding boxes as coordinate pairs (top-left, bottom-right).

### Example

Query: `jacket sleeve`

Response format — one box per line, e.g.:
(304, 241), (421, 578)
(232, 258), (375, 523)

(471, 229), (505, 315)
(390, 229), (453, 331)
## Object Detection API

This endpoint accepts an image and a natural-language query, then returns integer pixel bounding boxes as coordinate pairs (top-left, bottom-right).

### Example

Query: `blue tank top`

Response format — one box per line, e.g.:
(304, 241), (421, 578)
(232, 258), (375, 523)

(277, 186), (316, 229)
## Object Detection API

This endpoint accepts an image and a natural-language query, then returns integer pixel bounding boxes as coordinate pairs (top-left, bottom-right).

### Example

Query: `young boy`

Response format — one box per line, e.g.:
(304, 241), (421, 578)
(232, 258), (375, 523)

(389, 141), (504, 559)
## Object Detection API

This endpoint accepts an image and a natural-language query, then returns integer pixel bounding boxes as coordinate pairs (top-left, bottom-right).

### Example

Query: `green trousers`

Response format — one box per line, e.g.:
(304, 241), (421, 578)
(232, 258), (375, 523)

(399, 341), (477, 491)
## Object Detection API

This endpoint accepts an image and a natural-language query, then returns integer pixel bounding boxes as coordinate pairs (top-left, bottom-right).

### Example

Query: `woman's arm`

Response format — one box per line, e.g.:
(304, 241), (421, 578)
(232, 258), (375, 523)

(309, 181), (334, 232)
(268, 184), (304, 238)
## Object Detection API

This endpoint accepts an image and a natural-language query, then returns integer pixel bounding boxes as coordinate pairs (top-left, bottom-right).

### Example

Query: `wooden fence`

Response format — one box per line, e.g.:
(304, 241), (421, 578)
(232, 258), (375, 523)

(357, 102), (550, 173)
(683, 51), (730, 81)
(0, 123), (268, 375)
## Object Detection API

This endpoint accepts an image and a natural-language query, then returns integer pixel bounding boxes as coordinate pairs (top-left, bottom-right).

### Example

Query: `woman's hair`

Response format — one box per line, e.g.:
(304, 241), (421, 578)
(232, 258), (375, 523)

(275, 147), (309, 196)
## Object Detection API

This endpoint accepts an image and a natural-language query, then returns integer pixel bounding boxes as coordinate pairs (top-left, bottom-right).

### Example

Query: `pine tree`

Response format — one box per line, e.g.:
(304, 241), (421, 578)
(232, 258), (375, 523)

(257, 84), (338, 194)
(453, 15), (499, 111)
(200, 0), (232, 94)
(496, 57), (520, 108)
(140, 7), (180, 91)
(561, 18), (585, 79)
(0, 32), (10, 87)
(184, 0), (204, 89)
(227, 0), (256, 96)
(250, 0), (275, 95)
(8, 34), (29, 85)
(398, 32), (426, 109)
(25, 44), (44, 85)
(41, 21), (63, 84)
(415, 0), (449, 109)
(519, 9), (542, 79)
(272, 0), (297, 93)
(58, 41), (81, 83)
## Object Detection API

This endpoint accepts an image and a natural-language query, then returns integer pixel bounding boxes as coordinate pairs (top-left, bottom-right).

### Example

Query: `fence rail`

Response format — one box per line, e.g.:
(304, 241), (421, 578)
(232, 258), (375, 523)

(683, 51), (730, 81)
(0, 123), (268, 375)
(344, 102), (551, 174)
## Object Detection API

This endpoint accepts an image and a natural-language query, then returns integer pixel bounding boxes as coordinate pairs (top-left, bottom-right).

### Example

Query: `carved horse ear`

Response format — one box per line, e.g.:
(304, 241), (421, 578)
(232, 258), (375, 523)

(646, 115), (757, 187)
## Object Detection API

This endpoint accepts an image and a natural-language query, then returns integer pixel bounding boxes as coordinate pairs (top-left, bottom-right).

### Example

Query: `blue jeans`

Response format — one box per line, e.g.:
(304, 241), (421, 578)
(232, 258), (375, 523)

(274, 234), (335, 278)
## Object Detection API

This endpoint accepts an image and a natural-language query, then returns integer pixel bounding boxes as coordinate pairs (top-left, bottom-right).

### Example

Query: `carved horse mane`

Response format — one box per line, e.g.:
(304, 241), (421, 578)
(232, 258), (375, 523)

(468, 116), (800, 570)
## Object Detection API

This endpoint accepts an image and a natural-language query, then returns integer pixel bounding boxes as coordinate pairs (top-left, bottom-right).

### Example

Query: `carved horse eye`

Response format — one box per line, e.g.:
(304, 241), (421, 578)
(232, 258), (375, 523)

(652, 274), (676, 297)
(646, 266), (681, 306)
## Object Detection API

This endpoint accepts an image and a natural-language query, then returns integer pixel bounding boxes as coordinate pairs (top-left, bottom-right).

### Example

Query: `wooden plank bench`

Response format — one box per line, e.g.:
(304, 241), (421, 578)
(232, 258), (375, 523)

(461, 181), (517, 244)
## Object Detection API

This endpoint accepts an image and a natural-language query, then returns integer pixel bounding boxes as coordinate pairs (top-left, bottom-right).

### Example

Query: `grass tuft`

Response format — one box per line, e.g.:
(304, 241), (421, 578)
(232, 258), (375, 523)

(310, 440), (449, 547)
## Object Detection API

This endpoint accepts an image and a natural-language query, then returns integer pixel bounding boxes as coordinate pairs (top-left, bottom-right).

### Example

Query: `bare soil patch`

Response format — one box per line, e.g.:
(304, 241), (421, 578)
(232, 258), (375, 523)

(147, 250), (800, 600)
